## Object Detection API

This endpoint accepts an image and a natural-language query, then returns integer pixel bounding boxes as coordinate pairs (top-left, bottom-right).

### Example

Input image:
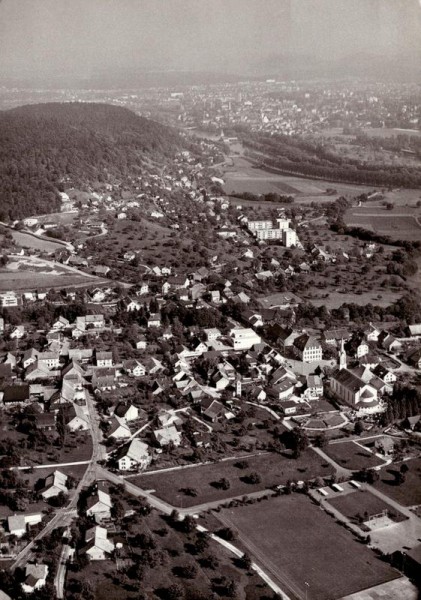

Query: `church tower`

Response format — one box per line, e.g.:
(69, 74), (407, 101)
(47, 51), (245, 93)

(339, 339), (347, 370)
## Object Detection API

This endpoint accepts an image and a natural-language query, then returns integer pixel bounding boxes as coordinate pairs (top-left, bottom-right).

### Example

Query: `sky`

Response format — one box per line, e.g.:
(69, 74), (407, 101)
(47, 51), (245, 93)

(0, 0), (420, 81)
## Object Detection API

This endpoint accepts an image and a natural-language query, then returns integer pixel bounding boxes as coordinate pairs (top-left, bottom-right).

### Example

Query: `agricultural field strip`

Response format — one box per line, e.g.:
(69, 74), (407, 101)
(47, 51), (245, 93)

(217, 511), (305, 599)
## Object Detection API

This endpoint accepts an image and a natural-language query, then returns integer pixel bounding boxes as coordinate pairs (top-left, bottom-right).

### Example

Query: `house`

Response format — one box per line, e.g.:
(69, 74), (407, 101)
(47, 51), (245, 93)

(108, 415), (131, 440)
(136, 282), (150, 296)
(157, 410), (183, 429)
(135, 337), (147, 350)
(34, 412), (56, 432)
(114, 402), (139, 422)
(372, 364), (397, 384)
(123, 359), (146, 377)
(154, 425), (182, 447)
(2, 384), (30, 405)
(23, 348), (39, 369)
(273, 378), (296, 400)
(10, 325), (25, 339)
(147, 313), (161, 328)
(86, 488), (112, 522)
(305, 375), (323, 398)
(201, 398), (226, 422)
(83, 526), (115, 560)
(94, 265), (110, 276)
(25, 361), (58, 382)
(40, 470), (68, 500)
(407, 348), (421, 369)
(116, 439), (151, 471)
(126, 299), (142, 312)
(37, 352), (60, 369)
(377, 331), (402, 353)
(204, 328), (221, 341)
(22, 563), (49, 594)
(96, 351), (113, 367)
(0, 292), (19, 307)
(323, 328), (351, 346)
(356, 341), (369, 358)
(52, 316), (70, 330)
(66, 404), (90, 432)
(406, 324), (421, 338)
(8, 514), (26, 537)
(89, 288), (107, 303)
(293, 334), (322, 363)
(364, 323), (380, 342)
(92, 368), (116, 390)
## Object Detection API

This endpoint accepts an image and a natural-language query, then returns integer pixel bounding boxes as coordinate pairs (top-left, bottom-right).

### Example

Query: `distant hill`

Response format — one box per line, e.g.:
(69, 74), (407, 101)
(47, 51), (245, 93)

(0, 102), (182, 220)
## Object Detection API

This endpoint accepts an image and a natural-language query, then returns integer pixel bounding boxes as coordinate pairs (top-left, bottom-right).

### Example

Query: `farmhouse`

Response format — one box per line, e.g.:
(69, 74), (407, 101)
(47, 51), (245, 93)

(116, 439), (151, 471)
(86, 489), (112, 522)
(22, 564), (48, 594)
(40, 470), (68, 500)
(83, 526), (115, 561)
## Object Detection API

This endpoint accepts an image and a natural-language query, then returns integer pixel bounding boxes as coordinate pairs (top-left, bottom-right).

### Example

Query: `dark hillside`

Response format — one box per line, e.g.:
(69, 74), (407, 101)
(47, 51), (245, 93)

(0, 102), (182, 220)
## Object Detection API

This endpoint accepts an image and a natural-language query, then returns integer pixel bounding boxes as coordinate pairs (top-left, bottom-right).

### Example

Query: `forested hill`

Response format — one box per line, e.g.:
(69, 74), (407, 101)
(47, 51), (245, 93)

(0, 102), (183, 220)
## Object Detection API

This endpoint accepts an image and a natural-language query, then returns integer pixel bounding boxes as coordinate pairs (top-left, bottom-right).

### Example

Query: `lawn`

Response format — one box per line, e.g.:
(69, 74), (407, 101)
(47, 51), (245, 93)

(323, 441), (385, 471)
(373, 457), (421, 506)
(327, 490), (406, 526)
(217, 495), (400, 600)
(131, 450), (333, 508)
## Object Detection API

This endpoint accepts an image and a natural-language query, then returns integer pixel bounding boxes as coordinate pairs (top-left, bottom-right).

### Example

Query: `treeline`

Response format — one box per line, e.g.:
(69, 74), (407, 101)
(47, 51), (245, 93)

(241, 133), (421, 188)
(381, 384), (421, 425)
(331, 220), (421, 253)
(230, 191), (294, 203)
(0, 102), (182, 221)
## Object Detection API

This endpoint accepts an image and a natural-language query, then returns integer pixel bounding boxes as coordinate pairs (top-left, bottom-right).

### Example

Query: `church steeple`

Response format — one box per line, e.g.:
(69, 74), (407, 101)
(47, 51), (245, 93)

(339, 339), (347, 370)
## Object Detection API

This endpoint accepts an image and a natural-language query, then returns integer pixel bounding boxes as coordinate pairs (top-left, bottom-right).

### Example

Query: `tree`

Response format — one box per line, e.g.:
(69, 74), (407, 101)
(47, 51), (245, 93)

(239, 552), (253, 570)
(164, 583), (185, 600)
(354, 420), (364, 436)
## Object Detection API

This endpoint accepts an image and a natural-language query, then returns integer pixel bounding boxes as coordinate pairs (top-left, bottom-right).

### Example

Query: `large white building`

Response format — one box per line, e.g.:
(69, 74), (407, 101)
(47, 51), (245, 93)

(230, 327), (261, 350)
(246, 218), (297, 246)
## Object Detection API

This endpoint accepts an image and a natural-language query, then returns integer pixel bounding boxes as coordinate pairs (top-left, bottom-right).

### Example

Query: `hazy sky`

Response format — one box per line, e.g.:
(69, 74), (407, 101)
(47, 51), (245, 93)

(0, 0), (420, 80)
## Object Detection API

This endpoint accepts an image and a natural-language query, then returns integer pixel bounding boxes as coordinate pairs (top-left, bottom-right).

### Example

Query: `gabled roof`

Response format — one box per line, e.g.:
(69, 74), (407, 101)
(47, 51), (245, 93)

(117, 439), (149, 463)
(293, 334), (320, 351)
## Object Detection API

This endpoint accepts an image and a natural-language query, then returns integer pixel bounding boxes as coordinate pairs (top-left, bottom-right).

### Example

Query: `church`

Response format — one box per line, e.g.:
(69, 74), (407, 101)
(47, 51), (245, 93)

(330, 341), (383, 414)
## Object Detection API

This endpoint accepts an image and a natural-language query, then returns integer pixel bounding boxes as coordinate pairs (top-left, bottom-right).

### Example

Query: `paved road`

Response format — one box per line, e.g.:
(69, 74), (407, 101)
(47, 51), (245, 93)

(55, 543), (71, 599)
(15, 460), (90, 471)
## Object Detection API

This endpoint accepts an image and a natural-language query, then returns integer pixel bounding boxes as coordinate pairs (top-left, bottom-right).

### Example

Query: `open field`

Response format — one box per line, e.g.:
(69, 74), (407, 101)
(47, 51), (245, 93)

(132, 450), (333, 507)
(0, 255), (105, 291)
(373, 457), (421, 506)
(10, 229), (68, 252)
(323, 441), (385, 471)
(344, 206), (421, 242)
(328, 490), (406, 526)
(217, 495), (399, 600)
(308, 290), (402, 309)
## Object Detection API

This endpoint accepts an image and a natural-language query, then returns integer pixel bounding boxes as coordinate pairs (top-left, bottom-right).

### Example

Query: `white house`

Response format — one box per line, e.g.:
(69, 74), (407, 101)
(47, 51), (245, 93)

(116, 439), (151, 471)
(22, 564), (48, 593)
(84, 526), (115, 561)
(8, 515), (26, 538)
(41, 470), (68, 500)
(108, 415), (131, 440)
(154, 425), (182, 447)
(86, 489), (112, 522)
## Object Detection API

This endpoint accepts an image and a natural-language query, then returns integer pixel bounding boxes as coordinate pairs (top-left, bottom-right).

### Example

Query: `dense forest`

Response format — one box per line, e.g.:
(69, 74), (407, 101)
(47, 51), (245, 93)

(241, 132), (421, 188)
(0, 102), (182, 220)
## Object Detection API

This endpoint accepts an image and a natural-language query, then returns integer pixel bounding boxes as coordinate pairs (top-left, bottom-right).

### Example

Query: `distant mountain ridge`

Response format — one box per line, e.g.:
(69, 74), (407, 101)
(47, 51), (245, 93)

(0, 102), (182, 220)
